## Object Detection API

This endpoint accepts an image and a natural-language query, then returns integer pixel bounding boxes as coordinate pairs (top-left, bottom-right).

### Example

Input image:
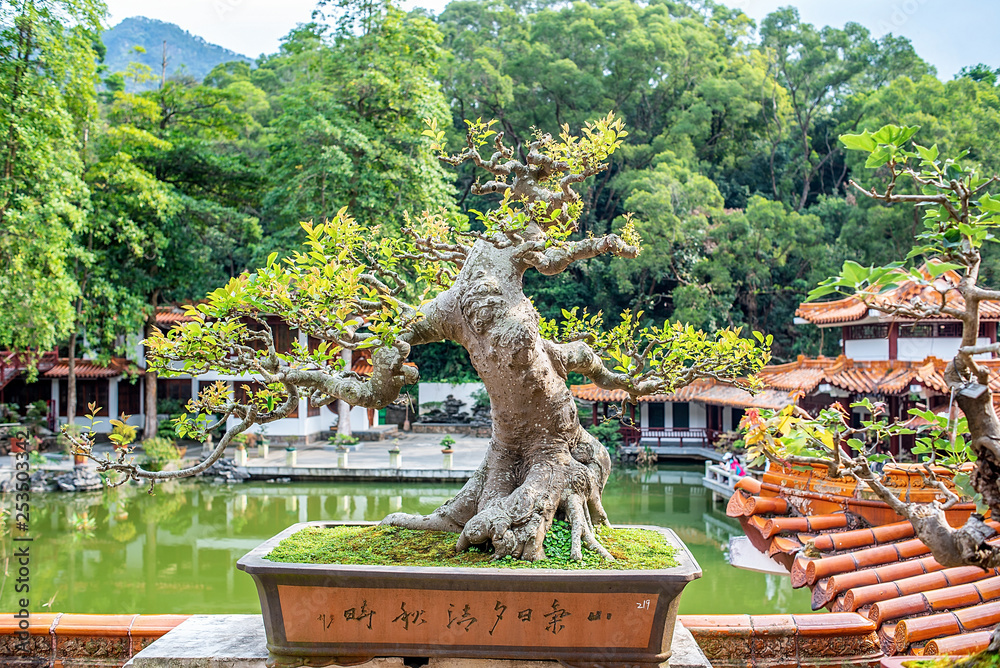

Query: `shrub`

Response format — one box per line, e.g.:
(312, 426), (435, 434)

(156, 398), (186, 416)
(471, 387), (490, 410)
(329, 433), (359, 449)
(586, 420), (623, 456)
(142, 436), (182, 472)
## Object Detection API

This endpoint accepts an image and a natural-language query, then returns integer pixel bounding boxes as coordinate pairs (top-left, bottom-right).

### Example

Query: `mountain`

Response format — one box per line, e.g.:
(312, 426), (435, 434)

(103, 17), (251, 88)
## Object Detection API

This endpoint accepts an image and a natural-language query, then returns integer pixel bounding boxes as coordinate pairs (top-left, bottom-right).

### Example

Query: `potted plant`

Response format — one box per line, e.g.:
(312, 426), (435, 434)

(254, 425), (270, 459)
(66, 113), (770, 666)
(140, 436), (183, 472)
(238, 520), (701, 667)
(60, 423), (88, 466)
(232, 432), (250, 466)
(388, 438), (402, 468)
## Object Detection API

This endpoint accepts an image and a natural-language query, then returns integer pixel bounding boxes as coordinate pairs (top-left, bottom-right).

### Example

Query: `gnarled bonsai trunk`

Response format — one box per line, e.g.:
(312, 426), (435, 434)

(383, 239), (614, 561)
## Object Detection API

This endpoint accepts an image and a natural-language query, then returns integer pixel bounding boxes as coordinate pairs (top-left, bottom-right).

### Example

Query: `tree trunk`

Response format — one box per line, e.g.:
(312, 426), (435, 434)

(383, 240), (614, 561)
(66, 334), (76, 424)
(143, 316), (158, 439)
(337, 349), (352, 436)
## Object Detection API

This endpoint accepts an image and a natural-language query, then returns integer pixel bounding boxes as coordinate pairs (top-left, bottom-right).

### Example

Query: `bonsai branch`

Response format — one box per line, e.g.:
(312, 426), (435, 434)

(517, 233), (640, 276)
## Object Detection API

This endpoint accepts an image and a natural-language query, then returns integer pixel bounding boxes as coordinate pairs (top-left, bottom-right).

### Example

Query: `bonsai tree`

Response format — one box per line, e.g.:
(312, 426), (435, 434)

(65, 114), (770, 561)
(743, 125), (1000, 643)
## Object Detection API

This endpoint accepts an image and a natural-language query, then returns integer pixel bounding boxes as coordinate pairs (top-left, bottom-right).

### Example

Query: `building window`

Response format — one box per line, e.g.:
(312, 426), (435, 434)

(673, 402), (690, 429)
(235, 381), (298, 418)
(268, 317), (295, 354)
(844, 324), (890, 340)
(4, 378), (51, 410)
(119, 381), (141, 416)
(157, 379), (192, 403)
(707, 405), (723, 432)
(731, 408), (745, 430)
(899, 322), (965, 338)
(242, 317), (296, 354)
(647, 403), (665, 429)
(59, 380), (109, 417)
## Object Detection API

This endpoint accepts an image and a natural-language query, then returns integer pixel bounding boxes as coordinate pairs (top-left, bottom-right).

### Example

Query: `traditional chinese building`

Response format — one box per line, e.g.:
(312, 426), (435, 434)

(570, 265), (1000, 455)
(0, 306), (382, 440)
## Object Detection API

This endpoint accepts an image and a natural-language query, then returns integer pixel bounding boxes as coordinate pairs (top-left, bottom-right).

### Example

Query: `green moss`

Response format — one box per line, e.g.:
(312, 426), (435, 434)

(265, 520), (678, 570)
(905, 654), (1000, 668)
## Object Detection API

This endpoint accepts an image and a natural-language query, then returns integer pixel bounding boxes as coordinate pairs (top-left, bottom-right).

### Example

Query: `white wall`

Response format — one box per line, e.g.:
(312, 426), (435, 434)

(690, 402), (707, 429)
(844, 339), (890, 361)
(418, 382), (484, 411)
(898, 336), (991, 361)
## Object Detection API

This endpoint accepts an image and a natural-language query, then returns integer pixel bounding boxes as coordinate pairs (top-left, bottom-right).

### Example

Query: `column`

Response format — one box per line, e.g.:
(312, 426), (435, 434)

(108, 378), (119, 421)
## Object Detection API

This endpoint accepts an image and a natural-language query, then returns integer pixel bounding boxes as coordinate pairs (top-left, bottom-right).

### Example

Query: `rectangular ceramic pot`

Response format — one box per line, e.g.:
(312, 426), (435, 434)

(238, 521), (701, 668)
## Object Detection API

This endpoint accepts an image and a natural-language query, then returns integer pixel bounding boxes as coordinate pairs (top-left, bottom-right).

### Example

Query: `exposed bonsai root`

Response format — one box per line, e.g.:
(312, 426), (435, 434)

(382, 428), (614, 562)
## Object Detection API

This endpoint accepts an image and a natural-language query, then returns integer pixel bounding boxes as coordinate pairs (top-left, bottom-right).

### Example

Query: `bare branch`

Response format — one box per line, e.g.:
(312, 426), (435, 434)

(517, 233), (640, 276)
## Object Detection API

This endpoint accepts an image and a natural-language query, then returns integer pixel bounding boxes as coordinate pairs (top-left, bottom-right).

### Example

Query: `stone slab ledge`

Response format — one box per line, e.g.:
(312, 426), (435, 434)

(243, 466), (476, 482)
(125, 614), (710, 668)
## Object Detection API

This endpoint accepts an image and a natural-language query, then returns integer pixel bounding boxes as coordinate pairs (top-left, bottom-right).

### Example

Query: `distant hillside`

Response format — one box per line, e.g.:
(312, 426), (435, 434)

(103, 17), (251, 88)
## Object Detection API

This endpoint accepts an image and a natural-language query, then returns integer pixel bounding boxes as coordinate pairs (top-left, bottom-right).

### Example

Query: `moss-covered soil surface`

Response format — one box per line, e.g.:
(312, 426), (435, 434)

(265, 520), (678, 570)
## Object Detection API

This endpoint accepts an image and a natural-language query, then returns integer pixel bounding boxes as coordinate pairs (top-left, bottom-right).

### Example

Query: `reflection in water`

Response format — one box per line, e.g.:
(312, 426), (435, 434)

(604, 467), (811, 615)
(1, 466), (810, 615)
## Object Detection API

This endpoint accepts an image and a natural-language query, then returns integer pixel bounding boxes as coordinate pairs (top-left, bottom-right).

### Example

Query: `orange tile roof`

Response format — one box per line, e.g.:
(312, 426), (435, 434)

(155, 307), (196, 326)
(569, 379), (799, 410)
(43, 358), (140, 379)
(569, 379), (714, 404)
(797, 265), (1000, 326)
(728, 463), (994, 656)
(350, 349), (416, 376)
(757, 356), (839, 391)
(759, 354), (1000, 397)
(569, 353), (989, 410)
(688, 385), (800, 410)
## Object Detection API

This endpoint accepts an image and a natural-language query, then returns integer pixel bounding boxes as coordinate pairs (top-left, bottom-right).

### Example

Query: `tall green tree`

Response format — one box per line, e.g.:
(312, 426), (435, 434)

(759, 7), (929, 210)
(88, 67), (263, 436)
(257, 1), (454, 246)
(0, 0), (105, 354)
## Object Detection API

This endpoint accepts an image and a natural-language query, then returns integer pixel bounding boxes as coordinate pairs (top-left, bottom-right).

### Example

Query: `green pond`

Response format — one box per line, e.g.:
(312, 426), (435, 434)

(1, 465), (811, 615)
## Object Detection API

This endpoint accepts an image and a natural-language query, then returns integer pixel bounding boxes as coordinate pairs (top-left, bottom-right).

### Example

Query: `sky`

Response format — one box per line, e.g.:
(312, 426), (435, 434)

(104, 0), (999, 80)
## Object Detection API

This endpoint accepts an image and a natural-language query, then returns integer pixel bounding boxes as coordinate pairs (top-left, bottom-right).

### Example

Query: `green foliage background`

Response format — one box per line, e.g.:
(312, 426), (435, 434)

(4, 0), (1000, 382)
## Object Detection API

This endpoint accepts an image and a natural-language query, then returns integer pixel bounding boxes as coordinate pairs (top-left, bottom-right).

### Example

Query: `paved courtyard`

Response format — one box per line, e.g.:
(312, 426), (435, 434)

(246, 431), (490, 471)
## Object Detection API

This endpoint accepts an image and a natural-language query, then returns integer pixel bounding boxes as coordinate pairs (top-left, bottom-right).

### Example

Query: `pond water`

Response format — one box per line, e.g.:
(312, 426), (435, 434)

(1, 465), (811, 615)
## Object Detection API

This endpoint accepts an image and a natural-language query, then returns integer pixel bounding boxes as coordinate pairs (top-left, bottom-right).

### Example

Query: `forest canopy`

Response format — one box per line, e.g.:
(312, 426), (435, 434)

(3, 0), (999, 381)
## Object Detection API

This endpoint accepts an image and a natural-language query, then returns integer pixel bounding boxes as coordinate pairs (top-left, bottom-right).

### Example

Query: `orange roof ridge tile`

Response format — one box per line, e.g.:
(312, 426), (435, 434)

(869, 575), (1000, 627)
(896, 600), (1000, 652)
(764, 514), (849, 541)
(726, 490), (750, 518)
(734, 478), (763, 495)
(810, 556), (942, 610)
(924, 630), (992, 656)
(745, 496), (790, 516)
(811, 521), (915, 553)
(855, 565), (1000, 618)
(768, 536), (804, 556)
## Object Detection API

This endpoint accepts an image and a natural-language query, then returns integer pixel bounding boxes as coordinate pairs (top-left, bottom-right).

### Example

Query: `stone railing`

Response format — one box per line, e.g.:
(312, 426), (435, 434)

(0, 612), (188, 666)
